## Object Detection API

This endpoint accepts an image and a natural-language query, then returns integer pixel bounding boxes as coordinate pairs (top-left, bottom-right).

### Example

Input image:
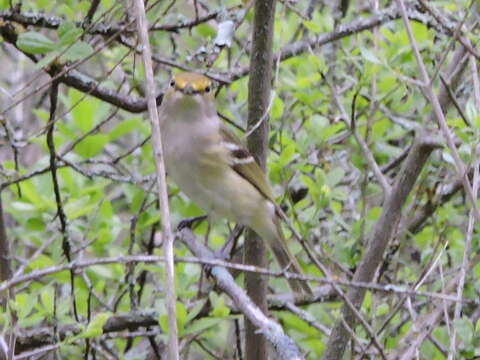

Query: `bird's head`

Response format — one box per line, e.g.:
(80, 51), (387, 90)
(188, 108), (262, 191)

(162, 72), (215, 116)
(169, 72), (213, 96)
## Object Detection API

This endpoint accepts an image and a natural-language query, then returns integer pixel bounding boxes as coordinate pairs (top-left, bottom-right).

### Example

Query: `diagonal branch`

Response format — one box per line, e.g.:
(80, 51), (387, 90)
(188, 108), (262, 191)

(397, 0), (480, 222)
(322, 34), (471, 358)
(180, 228), (304, 360)
(322, 132), (443, 360)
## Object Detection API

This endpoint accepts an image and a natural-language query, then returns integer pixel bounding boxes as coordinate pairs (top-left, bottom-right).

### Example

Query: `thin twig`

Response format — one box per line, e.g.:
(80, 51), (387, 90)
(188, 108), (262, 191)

(448, 147), (480, 359)
(397, 0), (480, 222)
(46, 80), (79, 322)
(133, 1), (178, 359)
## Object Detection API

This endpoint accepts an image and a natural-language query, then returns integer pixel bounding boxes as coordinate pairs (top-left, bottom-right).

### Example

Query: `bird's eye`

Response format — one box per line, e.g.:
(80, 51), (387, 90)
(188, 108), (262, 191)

(205, 85), (211, 93)
(170, 80), (175, 87)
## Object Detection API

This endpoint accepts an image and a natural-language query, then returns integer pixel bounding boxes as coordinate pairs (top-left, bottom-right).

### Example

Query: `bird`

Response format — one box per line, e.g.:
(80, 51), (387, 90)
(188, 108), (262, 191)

(158, 71), (312, 295)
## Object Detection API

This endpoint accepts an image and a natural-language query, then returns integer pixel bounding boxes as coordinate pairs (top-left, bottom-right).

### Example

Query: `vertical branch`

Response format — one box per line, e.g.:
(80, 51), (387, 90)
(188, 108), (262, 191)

(448, 150), (480, 358)
(46, 81), (79, 322)
(0, 196), (12, 287)
(132, 1), (178, 360)
(0, 194), (14, 360)
(245, 0), (277, 359)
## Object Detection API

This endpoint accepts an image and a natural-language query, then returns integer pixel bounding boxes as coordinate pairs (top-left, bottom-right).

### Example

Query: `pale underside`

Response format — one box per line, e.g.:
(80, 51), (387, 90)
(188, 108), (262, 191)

(158, 92), (279, 243)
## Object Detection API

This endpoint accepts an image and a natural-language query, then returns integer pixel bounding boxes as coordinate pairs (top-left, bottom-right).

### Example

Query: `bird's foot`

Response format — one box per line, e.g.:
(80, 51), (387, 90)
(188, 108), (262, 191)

(177, 215), (208, 231)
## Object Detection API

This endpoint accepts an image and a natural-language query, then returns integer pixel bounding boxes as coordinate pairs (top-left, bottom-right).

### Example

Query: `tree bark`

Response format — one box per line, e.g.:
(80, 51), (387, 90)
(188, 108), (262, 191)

(245, 0), (277, 359)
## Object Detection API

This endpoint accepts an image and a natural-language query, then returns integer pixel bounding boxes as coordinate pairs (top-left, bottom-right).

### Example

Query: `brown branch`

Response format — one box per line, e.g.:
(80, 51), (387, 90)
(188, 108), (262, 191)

(83, 0), (101, 26)
(0, 193), (13, 359)
(0, 195), (12, 285)
(46, 81), (80, 323)
(0, 7), (226, 35)
(322, 133), (443, 360)
(0, 3), (443, 115)
(180, 228), (304, 360)
(14, 312), (161, 354)
(244, 0), (277, 358)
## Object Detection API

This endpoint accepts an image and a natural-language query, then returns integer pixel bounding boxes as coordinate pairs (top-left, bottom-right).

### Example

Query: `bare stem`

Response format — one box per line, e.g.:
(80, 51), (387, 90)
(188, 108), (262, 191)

(133, 1), (178, 359)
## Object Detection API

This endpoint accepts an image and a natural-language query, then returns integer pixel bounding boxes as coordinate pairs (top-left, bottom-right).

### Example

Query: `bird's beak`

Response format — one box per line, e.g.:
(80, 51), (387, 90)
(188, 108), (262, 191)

(183, 84), (194, 95)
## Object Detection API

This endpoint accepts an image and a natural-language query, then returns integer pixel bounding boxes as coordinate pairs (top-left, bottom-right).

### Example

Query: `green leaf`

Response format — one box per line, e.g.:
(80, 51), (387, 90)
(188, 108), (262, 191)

(360, 47), (382, 65)
(12, 293), (35, 319)
(271, 95), (284, 119)
(32, 108), (50, 122)
(303, 20), (322, 33)
(277, 311), (318, 336)
(75, 134), (109, 158)
(159, 314), (168, 334)
(185, 300), (207, 323)
(69, 88), (99, 132)
(40, 288), (54, 314)
(27, 254), (55, 270)
(209, 293), (230, 318)
(278, 143), (296, 167)
(194, 23), (216, 38)
(65, 197), (96, 219)
(326, 167), (345, 187)
(411, 22), (429, 44)
(26, 218), (46, 231)
(33, 51), (60, 70)
(17, 31), (56, 54)
(177, 302), (187, 336)
(60, 41), (94, 62)
(319, 123), (345, 142)
(99, 200), (113, 220)
(375, 303), (389, 317)
(19, 180), (48, 210)
(109, 117), (144, 141)
(184, 317), (222, 336)
(58, 22), (82, 45)
(454, 318), (474, 346)
(74, 312), (111, 339)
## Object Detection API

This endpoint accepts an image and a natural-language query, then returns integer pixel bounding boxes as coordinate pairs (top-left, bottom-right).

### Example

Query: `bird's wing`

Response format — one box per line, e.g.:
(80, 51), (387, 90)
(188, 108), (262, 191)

(219, 124), (275, 202)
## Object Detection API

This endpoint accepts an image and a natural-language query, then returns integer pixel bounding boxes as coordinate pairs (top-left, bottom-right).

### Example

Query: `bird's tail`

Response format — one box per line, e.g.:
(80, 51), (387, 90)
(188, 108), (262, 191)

(268, 218), (313, 295)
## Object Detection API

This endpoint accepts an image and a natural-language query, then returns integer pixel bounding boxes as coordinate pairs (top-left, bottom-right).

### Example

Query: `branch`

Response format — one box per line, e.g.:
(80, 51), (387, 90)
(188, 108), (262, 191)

(397, 0), (480, 222)
(390, 250), (480, 359)
(322, 132), (443, 360)
(230, 2), (437, 81)
(322, 32), (471, 359)
(449, 151), (480, 357)
(244, 0), (277, 358)
(0, 195), (12, 285)
(133, 0), (178, 359)
(0, 3), (443, 115)
(14, 311), (161, 354)
(0, 7), (226, 35)
(46, 81), (80, 322)
(180, 228), (304, 360)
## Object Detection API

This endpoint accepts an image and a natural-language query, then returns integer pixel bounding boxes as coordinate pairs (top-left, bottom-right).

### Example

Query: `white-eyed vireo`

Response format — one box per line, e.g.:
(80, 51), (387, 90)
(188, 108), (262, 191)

(158, 72), (312, 295)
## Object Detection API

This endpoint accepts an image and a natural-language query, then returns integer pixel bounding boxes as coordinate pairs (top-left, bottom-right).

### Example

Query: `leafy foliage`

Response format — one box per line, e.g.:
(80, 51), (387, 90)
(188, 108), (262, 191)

(0, 0), (479, 359)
